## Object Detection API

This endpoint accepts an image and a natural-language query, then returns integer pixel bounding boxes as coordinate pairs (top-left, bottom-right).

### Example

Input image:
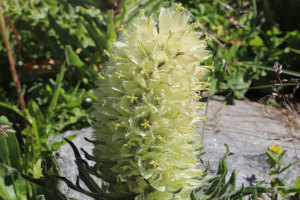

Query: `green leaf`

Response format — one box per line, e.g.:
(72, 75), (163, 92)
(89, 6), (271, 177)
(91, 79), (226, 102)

(80, 148), (102, 163)
(27, 100), (47, 147)
(22, 158), (68, 200)
(240, 62), (300, 77)
(36, 29), (64, 59)
(47, 63), (66, 119)
(66, 0), (96, 7)
(288, 47), (300, 54)
(252, 0), (257, 19)
(190, 191), (198, 200)
(278, 150), (287, 161)
(209, 78), (217, 96)
(0, 164), (27, 200)
(65, 45), (84, 67)
(238, 186), (271, 197)
(0, 165), (13, 200)
(106, 11), (116, 51)
(266, 150), (278, 163)
(115, 0), (127, 26)
(249, 37), (264, 47)
(0, 116), (22, 170)
(279, 160), (299, 174)
(218, 170), (237, 195)
(272, 177), (284, 187)
(0, 102), (24, 118)
(204, 178), (221, 195)
(123, 0), (157, 26)
(249, 83), (298, 90)
(270, 167), (280, 175)
(50, 134), (77, 152)
(32, 158), (43, 179)
(48, 15), (82, 48)
(82, 17), (106, 54)
(64, 139), (103, 194)
(295, 176), (300, 190)
(21, 174), (46, 187)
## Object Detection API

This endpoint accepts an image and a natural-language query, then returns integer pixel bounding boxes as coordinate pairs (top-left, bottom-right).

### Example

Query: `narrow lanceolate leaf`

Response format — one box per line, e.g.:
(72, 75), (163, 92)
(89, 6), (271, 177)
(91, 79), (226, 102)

(0, 116), (22, 170)
(47, 61), (65, 119)
(93, 4), (212, 200)
(240, 62), (300, 77)
(65, 45), (85, 67)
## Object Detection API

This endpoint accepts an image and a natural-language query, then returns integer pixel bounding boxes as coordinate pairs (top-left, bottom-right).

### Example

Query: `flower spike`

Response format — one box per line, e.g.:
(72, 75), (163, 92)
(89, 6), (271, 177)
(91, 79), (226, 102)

(93, 5), (212, 199)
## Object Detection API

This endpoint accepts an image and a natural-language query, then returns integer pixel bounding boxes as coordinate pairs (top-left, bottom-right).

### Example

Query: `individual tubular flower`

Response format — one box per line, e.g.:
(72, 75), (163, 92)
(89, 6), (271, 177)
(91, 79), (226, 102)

(93, 4), (212, 200)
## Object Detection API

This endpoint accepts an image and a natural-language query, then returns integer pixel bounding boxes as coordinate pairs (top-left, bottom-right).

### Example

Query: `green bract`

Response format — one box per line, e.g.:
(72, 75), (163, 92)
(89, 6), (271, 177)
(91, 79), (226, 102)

(93, 5), (212, 200)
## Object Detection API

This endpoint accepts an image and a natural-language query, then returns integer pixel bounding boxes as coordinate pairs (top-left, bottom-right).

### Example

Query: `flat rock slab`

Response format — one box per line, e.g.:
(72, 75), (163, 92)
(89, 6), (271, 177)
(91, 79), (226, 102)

(56, 98), (300, 199)
(201, 96), (300, 187)
(56, 128), (94, 200)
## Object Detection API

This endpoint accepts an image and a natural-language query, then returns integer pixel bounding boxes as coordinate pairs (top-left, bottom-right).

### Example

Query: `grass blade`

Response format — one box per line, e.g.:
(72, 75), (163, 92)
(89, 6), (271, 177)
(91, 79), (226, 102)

(240, 62), (300, 77)
(47, 64), (65, 119)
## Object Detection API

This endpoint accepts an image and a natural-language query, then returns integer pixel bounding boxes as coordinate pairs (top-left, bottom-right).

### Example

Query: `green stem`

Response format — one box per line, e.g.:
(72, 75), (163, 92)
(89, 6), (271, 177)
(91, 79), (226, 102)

(30, 134), (37, 199)
(11, 175), (19, 200)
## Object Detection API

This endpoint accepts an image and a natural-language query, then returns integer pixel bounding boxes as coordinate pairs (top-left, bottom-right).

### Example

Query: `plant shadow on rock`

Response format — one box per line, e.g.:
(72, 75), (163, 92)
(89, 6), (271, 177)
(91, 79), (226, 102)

(23, 139), (300, 200)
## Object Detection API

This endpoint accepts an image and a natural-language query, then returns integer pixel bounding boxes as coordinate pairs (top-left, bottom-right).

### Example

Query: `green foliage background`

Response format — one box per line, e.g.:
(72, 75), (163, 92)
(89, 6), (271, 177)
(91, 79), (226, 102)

(179, 0), (300, 100)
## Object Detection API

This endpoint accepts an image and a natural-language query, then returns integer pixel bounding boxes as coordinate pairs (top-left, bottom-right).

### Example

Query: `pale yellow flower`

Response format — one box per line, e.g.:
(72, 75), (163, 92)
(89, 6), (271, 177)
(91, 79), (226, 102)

(93, 4), (212, 199)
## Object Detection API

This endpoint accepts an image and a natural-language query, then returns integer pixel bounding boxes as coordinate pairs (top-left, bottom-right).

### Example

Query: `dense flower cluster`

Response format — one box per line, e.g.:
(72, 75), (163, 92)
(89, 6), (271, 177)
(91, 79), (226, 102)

(93, 5), (212, 199)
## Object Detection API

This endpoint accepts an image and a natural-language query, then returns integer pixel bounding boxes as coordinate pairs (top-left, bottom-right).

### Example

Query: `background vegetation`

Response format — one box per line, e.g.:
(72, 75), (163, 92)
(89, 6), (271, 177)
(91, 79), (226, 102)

(0, 0), (299, 199)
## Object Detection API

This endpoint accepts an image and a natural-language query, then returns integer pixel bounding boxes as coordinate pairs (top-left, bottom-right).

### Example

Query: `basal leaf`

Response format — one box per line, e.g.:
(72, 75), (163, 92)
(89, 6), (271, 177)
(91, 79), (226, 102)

(0, 116), (22, 170)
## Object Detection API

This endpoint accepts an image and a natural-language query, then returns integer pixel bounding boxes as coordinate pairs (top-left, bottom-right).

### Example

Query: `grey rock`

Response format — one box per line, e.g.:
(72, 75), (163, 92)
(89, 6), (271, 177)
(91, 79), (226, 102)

(56, 97), (300, 199)
(56, 127), (94, 200)
(200, 96), (300, 188)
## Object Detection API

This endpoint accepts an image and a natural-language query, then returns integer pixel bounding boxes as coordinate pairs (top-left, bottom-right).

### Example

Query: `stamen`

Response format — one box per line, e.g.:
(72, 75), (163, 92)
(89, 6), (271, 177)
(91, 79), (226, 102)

(165, 31), (174, 49)
(141, 119), (150, 129)
(127, 94), (138, 103)
(120, 24), (128, 36)
(103, 49), (111, 57)
(139, 9), (145, 17)
(137, 41), (149, 58)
